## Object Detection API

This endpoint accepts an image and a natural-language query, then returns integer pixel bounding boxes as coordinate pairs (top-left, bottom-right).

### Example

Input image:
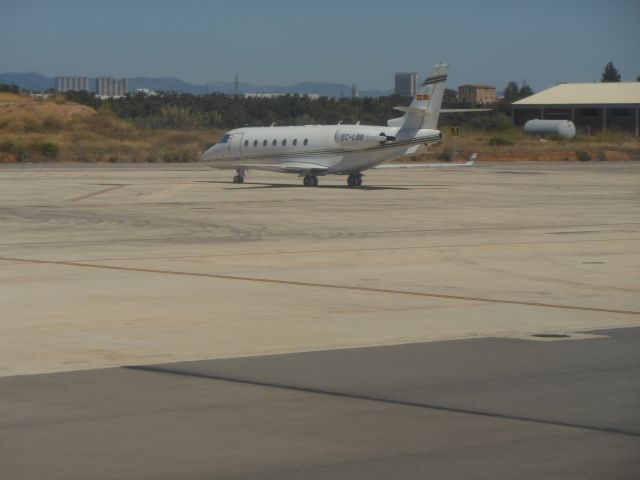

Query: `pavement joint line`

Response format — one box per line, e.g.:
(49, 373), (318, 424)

(66, 184), (124, 202)
(2, 255), (639, 316)
(1, 237), (639, 248)
(126, 364), (640, 439)
(4, 238), (640, 261)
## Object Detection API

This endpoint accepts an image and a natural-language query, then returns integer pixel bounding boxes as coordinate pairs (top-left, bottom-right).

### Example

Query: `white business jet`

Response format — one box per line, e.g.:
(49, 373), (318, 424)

(201, 63), (474, 187)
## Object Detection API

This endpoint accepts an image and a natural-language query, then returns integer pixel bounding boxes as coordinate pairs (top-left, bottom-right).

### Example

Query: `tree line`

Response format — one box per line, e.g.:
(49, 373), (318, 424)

(3, 61), (631, 132)
(61, 89), (521, 131)
(65, 91), (438, 130)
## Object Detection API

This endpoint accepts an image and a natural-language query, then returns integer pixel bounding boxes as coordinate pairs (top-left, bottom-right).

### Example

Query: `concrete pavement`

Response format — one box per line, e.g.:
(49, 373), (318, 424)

(1, 162), (638, 376)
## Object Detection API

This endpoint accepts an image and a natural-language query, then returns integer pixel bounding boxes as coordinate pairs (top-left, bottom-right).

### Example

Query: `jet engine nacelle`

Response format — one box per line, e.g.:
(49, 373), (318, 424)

(334, 128), (395, 150)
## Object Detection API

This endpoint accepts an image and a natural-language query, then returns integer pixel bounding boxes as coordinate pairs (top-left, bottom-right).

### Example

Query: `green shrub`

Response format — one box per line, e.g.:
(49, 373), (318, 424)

(22, 118), (40, 132)
(34, 142), (59, 158)
(486, 113), (514, 130)
(41, 115), (63, 131)
(488, 137), (515, 146)
(0, 83), (20, 94)
(0, 140), (15, 152)
(161, 149), (196, 162)
(575, 150), (591, 162)
(17, 149), (29, 161)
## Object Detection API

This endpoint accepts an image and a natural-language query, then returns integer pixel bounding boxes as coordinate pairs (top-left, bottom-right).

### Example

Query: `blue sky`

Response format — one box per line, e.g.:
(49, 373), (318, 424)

(1, 0), (638, 92)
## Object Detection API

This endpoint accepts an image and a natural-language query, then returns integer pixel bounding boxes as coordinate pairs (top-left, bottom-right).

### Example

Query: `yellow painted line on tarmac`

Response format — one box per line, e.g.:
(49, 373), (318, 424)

(1, 255), (639, 317)
(67, 184), (124, 202)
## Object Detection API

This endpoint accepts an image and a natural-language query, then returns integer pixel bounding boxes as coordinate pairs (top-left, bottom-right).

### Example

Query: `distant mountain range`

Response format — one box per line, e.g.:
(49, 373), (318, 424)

(0, 72), (391, 97)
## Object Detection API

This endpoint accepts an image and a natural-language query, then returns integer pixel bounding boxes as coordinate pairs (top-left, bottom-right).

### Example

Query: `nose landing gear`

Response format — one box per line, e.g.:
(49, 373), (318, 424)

(347, 173), (363, 187)
(232, 168), (245, 184)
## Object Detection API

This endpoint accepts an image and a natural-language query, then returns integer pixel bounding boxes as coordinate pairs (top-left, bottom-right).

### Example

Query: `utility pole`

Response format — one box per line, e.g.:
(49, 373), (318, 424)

(234, 73), (239, 95)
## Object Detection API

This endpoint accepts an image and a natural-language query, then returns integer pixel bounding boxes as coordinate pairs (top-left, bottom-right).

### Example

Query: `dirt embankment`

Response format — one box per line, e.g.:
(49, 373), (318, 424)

(0, 94), (96, 120)
(0, 93), (221, 163)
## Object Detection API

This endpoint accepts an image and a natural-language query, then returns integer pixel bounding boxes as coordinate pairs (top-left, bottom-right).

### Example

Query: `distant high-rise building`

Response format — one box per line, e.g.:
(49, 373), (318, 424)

(55, 76), (90, 92)
(95, 77), (128, 97)
(351, 84), (359, 99)
(395, 72), (417, 96)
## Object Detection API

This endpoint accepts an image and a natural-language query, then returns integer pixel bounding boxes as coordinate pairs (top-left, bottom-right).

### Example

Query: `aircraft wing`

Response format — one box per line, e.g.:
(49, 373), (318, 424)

(375, 154), (476, 169)
(239, 161), (330, 175)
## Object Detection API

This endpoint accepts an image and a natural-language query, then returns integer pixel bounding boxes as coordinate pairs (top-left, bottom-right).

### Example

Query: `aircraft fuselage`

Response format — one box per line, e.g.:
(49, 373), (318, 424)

(202, 124), (441, 175)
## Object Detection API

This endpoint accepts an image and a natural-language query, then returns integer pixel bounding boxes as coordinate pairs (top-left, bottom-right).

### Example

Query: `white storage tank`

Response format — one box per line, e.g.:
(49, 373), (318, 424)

(524, 119), (576, 139)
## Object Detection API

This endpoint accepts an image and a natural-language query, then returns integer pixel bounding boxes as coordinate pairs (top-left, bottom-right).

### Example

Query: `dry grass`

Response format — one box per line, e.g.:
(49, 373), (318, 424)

(0, 93), (224, 162)
(408, 126), (639, 163)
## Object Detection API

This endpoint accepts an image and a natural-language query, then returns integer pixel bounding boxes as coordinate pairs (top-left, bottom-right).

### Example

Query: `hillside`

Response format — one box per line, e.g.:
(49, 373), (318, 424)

(0, 93), (222, 162)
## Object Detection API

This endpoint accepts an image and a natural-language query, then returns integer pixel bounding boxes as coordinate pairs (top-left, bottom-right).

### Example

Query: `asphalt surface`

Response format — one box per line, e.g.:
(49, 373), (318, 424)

(2, 327), (639, 479)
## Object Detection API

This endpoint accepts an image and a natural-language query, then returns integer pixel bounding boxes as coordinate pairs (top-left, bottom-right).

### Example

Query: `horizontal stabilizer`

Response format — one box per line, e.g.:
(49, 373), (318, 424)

(394, 106), (432, 115)
(441, 109), (492, 113)
(375, 153), (476, 169)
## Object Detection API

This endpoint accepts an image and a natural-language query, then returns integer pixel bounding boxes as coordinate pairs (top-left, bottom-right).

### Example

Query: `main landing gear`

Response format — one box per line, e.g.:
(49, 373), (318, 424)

(347, 173), (363, 187)
(232, 168), (245, 184)
(303, 174), (318, 187)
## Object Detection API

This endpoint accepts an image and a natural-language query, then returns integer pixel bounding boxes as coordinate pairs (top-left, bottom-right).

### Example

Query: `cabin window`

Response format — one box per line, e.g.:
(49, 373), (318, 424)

(218, 134), (230, 144)
(303, 138), (309, 146)
(282, 139), (287, 146)
(244, 140), (249, 147)
(272, 139), (277, 146)
(293, 139), (298, 146)
(253, 140), (258, 147)
(263, 139), (267, 146)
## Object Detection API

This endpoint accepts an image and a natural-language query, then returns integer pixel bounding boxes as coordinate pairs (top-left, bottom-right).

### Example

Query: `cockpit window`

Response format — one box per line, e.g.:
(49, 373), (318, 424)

(218, 134), (230, 144)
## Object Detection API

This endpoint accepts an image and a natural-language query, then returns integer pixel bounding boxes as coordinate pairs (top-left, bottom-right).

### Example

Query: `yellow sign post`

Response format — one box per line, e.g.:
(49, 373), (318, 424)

(450, 127), (461, 161)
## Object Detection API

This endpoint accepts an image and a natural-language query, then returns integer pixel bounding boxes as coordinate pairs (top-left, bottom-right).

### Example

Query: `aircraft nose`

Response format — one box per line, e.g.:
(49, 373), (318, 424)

(201, 144), (220, 162)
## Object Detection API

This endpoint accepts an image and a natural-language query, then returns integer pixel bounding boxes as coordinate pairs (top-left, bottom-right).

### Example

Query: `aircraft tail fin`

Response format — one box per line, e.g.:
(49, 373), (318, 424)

(392, 64), (449, 134)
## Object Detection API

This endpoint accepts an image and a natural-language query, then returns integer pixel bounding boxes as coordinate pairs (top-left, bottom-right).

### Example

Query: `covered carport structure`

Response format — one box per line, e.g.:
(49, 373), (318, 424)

(512, 83), (640, 137)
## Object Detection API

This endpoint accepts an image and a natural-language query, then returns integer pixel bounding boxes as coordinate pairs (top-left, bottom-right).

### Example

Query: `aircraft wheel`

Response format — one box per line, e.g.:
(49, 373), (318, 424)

(303, 175), (313, 187)
(311, 175), (318, 187)
(233, 175), (244, 184)
(347, 174), (362, 187)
